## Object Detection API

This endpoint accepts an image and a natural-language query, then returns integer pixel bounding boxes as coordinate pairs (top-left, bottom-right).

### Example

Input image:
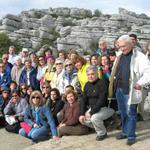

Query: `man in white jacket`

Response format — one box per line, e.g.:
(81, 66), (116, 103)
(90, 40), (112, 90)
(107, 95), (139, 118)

(113, 35), (150, 145)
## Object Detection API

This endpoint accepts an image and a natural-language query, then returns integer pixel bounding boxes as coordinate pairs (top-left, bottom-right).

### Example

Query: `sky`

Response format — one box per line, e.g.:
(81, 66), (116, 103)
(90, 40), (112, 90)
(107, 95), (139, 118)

(0, 0), (150, 19)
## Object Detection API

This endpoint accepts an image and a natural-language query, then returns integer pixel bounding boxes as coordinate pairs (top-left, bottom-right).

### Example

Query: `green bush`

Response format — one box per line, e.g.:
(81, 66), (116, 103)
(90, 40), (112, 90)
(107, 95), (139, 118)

(0, 33), (22, 57)
(93, 9), (102, 17)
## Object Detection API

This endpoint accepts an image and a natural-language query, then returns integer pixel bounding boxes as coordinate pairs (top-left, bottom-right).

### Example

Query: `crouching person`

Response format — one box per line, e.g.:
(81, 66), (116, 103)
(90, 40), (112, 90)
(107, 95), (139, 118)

(79, 65), (114, 141)
(19, 91), (59, 143)
(58, 90), (89, 137)
(4, 89), (29, 133)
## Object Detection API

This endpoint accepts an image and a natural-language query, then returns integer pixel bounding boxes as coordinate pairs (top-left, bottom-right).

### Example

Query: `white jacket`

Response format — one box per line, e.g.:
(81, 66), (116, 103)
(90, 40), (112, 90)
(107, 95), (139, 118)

(127, 49), (150, 105)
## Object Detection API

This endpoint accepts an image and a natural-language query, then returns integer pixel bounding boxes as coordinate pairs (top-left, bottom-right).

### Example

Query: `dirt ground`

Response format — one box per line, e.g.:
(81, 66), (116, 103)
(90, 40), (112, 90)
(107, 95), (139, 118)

(0, 128), (31, 150)
(1, 119), (150, 150)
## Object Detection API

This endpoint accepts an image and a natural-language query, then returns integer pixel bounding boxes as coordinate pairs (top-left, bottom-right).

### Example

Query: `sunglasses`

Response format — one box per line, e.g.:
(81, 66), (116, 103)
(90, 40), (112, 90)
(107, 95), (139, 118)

(3, 91), (9, 94)
(32, 96), (40, 99)
(42, 86), (49, 89)
(65, 64), (72, 67)
(56, 63), (62, 65)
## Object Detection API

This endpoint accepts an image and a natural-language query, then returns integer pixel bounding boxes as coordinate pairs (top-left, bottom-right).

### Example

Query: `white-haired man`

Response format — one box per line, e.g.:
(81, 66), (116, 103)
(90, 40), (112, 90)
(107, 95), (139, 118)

(113, 35), (150, 145)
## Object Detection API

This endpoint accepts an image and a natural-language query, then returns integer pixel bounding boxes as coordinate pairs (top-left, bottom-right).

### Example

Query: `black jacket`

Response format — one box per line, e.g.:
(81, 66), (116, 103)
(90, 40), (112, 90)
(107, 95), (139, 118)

(80, 79), (108, 115)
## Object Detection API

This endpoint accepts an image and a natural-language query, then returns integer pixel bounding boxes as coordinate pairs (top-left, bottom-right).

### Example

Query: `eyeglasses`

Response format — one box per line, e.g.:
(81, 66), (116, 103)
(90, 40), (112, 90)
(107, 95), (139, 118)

(12, 94), (18, 97)
(42, 86), (49, 89)
(65, 64), (72, 67)
(32, 96), (40, 99)
(21, 87), (26, 90)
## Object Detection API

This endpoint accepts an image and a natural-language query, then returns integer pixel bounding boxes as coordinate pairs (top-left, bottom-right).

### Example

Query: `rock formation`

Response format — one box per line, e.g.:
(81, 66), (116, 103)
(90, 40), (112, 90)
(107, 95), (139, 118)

(0, 7), (150, 54)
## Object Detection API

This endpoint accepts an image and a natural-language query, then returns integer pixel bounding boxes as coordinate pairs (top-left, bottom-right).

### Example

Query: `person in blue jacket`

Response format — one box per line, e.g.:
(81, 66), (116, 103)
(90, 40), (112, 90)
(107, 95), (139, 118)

(0, 59), (11, 91)
(19, 59), (40, 90)
(19, 90), (59, 142)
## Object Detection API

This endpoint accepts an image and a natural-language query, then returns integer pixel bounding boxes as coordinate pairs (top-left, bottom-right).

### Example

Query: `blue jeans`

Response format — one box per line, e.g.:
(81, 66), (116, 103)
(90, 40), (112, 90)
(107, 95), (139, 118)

(116, 88), (137, 140)
(19, 126), (50, 141)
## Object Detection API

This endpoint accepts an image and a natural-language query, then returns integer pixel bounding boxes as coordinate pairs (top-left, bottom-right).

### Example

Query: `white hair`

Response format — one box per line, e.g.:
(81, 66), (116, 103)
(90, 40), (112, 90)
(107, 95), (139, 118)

(118, 35), (132, 44)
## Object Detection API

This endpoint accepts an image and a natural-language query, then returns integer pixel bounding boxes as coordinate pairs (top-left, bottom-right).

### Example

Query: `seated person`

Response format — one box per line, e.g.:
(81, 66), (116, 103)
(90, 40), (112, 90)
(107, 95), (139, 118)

(4, 89), (29, 133)
(0, 87), (10, 126)
(79, 65), (114, 141)
(19, 90), (59, 142)
(48, 88), (64, 126)
(58, 90), (89, 137)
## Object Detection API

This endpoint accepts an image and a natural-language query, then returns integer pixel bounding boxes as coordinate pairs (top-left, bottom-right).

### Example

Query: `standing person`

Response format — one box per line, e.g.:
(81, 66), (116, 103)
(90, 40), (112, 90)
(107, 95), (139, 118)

(8, 45), (17, 65)
(95, 38), (110, 56)
(138, 41), (150, 119)
(74, 55), (89, 92)
(79, 66), (114, 141)
(2, 53), (13, 75)
(20, 48), (29, 64)
(129, 33), (146, 54)
(19, 59), (39, 90)
(0, 59), (11, 90)
(19, 91), (59, 142)
(60, 59), (78, 94)
(11, 56), (23, 85)
(113, 35), (150, 145)
(50, 58), (64, 93)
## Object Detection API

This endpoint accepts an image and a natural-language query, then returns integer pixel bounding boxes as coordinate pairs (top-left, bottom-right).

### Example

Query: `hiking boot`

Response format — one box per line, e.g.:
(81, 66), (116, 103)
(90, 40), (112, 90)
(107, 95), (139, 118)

(96, 133), (107, 141)
(116, 132), (127, 140)
(126, 139), (136, 146)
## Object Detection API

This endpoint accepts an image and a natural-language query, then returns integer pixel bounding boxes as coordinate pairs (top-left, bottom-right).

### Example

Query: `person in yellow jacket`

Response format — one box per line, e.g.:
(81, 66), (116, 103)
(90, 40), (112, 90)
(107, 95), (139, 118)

(74, 55), (90, 91)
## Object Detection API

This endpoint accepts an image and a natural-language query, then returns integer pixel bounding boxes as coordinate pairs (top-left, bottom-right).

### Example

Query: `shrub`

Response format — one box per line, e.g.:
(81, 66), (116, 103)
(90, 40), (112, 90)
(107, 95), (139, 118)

(94, 9), (102, 17)
(0, 33), (22, 57)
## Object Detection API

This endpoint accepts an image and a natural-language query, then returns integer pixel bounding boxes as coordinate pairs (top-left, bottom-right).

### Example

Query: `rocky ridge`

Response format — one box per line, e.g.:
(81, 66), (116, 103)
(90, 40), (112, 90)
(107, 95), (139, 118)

(0, 7), (150, 53)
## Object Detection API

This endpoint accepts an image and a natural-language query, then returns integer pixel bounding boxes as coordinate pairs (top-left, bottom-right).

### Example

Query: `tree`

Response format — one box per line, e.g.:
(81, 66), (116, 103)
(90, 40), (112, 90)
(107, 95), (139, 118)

(94, 9), (102, 17)
(0, 33), (22, 57)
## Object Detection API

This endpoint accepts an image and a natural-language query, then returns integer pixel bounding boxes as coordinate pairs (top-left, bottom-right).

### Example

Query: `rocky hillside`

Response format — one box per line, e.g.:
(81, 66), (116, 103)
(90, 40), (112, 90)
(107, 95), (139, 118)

(0, 7), (150, 54)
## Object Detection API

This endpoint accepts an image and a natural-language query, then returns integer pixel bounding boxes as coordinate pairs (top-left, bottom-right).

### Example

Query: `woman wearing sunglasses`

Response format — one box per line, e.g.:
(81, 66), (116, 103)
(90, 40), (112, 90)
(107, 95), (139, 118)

(4, 89), (29, 133)
(19, 90), (59, 143)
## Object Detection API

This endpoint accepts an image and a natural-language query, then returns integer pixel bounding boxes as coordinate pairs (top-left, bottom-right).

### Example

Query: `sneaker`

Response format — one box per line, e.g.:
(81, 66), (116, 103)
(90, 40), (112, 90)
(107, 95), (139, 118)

(96, 133), (107, 141)
(126, 139), (136, 146)
(116, 132), (127, 140)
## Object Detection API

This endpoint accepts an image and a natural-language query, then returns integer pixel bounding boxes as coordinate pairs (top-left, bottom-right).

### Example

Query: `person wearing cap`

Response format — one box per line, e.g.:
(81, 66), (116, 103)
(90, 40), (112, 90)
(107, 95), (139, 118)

(59, 59), (78, 94)
(20, 48), (29, 64)
(50, 58), (64, 93)
(11, 56), (23, 85)
(0, 87), (10, 126)
(111, 35), (150, 145)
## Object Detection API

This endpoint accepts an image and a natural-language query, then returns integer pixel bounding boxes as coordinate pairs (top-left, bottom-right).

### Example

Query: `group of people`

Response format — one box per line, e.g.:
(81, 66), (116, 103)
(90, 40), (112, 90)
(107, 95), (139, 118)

(0, 33), (150, 146)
